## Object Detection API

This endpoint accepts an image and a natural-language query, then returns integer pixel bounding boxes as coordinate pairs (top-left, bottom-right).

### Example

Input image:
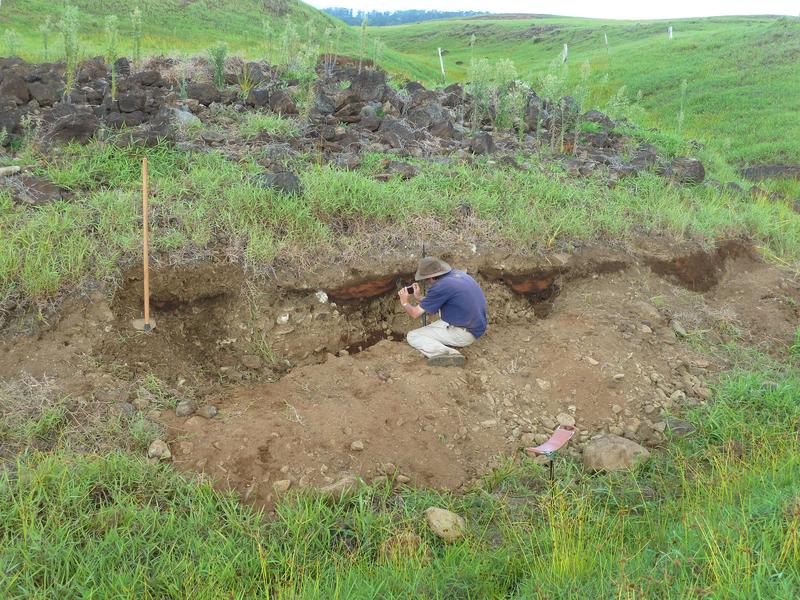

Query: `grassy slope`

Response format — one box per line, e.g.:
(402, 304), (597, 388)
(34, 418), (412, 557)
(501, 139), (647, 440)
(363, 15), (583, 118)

(375, 15), (800, 166)
(2, 140), (798, 305)
(2, 0), (341, 53)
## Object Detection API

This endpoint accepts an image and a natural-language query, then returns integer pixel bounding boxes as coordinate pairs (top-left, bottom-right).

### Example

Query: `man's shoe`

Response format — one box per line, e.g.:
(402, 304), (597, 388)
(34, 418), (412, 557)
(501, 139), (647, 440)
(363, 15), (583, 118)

(427, 354), (466, 367)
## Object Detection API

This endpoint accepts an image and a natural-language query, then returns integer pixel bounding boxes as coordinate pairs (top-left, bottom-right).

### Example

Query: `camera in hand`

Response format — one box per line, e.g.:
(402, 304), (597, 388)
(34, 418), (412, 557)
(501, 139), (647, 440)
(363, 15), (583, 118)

(405, 285), (415, 294)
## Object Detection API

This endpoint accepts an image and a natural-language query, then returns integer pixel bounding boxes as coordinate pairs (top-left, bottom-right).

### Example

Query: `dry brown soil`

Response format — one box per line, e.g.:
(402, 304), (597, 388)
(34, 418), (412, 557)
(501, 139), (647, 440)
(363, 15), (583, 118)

(1, 240), (798, 509)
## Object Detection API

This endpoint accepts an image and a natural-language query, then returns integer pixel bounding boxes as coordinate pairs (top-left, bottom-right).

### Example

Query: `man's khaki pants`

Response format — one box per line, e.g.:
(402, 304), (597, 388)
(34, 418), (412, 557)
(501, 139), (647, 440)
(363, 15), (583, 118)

(406, 320), (476, 358)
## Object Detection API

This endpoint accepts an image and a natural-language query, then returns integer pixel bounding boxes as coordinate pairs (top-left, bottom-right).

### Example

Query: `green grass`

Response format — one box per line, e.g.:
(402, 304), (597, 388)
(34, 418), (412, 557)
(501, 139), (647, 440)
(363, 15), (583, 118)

(374, 15), (800, 167)
(2, 140), (799, 309)
(240, 112), (302, 139)
(2, 364), (798, 598)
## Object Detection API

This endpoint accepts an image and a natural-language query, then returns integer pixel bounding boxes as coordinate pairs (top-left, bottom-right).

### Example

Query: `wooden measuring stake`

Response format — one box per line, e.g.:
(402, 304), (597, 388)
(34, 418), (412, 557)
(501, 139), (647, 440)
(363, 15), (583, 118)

(142, 157), (151, 331)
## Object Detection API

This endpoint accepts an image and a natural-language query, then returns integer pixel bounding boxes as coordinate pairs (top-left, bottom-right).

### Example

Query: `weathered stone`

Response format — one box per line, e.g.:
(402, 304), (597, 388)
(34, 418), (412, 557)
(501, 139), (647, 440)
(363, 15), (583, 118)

(200, 130), (226, 144)
(350, 440), (365, 451)
(246, 87), (270, 108)
(359, 104), (382, 131)
(469, 132), (496, 155)
(582, 435), (650, 472)
(349, 69), (387, 103)
(27, 80), (61, 107)
(254, 171), (302, 195)
(273, 479), (292, 494)
(0, 74), (31, 105)
(118, 89), (147, 113)
(665, 417), (694, 436)
(582, 109), (615, 129)
(269, 89), (297, 115)
(48, 112), (99, 144)
(4, 175), (65, 206)
(319, 474), (361, 500)
(160, 106), (201, 128)
(175, 399), (196, 417)
(109, 57), (130, 78)
(379, 117), (415, 148)
(187, 82), (221, 106)
(132, 70), (162, 87)
(148, 439), (172, 461)
(557, 412), (576, 427)
(666, 157), (705, 184)
(196, 405), (218, 419)
(425, 507), (466, 542)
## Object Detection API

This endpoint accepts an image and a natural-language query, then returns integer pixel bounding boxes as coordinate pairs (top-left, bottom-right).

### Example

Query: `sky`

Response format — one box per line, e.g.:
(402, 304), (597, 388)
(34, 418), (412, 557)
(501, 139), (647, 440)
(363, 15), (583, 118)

(306, 1), (800, 20)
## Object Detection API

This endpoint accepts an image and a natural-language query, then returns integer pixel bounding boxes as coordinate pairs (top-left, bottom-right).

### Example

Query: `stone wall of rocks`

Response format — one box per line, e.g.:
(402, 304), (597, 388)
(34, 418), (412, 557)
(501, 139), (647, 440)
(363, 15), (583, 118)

(0, 55), (715, 190)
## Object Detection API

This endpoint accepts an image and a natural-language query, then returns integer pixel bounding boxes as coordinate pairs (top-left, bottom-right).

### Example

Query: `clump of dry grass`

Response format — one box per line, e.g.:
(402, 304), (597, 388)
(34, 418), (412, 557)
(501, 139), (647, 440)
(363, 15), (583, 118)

(0, 374), (163, 461)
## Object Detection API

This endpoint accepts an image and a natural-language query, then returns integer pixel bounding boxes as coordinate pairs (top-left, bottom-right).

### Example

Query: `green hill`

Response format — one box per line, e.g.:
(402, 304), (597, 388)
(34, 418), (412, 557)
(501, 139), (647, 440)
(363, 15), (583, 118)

(1, 0), (351, 64)
(375, 15), (800, 168)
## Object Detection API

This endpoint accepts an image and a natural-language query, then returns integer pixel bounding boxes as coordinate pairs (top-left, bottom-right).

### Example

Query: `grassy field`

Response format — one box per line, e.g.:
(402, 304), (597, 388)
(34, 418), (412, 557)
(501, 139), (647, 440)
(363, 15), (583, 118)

(374, 15), (800, 167)
(4, 4), (799, 167)
(2, 4), (800, 597)
(2, 349), (799, 598)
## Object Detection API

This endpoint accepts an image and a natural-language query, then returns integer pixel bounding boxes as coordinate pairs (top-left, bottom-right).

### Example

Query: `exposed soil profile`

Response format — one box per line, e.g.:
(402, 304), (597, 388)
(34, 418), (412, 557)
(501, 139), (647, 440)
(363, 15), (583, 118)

(1, 240), (798, 508)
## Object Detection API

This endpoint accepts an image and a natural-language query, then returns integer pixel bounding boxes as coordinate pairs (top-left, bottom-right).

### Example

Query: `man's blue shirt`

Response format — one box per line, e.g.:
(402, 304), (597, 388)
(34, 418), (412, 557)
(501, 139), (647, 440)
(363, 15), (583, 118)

(419, 270), (488, 338)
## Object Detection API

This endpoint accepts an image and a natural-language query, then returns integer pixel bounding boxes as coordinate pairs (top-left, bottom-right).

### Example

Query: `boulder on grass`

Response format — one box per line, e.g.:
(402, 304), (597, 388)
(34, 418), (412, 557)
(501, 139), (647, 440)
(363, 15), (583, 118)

(424, 507), (465, 543)
(665, 157), (705, 184)
(254, 171), (302, 195)
(582, 434), (650, 472)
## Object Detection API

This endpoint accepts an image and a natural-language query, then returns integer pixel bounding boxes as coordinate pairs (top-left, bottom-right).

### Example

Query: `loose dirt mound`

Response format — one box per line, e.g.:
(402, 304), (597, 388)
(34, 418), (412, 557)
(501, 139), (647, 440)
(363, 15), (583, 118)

(1, 241), (798, 508)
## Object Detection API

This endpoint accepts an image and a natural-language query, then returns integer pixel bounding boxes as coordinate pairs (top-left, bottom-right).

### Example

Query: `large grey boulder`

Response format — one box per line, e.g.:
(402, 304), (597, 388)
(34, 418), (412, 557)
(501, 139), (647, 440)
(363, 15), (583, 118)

(582, 434), (650, 472)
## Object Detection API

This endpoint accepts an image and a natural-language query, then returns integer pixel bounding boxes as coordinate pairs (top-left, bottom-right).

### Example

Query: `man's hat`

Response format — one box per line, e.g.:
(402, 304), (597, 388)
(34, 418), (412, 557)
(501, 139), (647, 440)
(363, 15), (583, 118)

(415, 257), (452, 281)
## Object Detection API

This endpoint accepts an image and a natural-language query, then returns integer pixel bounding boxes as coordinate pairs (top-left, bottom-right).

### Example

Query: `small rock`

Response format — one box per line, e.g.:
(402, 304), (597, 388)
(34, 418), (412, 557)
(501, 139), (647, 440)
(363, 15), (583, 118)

(613, 374), (625, 382)
(175, 399), (196, 417)
(582, 435), (650, 471)
(273, 479), (292, 494)
(671, 320), (688, 337)
(200, 130), (226, 144)
(665, 417), (695, 436)
(611, 404), (623, 414)
(350, 440), (365, 451)
(319, 474), (360, 500)
(196, 405), (218, 419)
(480, 419), (498, 428)
(639, 324), (653, 334)
(669, 390), (687, 404)
(586, 356), (600, 366)
(315, 290), (328, 303)
(536, 378), (551, 391)
(424, 507), (466, 542)
(520, 432), (538, 446)
(694, 386), (712, 400)
(557, 413), (576, 427)
(276, 314), (290, 325)
(147, 439), (172, 461)
(539, 415), (557, 430)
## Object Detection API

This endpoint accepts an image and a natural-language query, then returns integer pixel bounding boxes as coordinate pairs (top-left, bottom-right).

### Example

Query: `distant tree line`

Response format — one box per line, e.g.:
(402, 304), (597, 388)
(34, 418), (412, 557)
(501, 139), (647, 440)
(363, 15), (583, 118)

(322, 8), (487, 26)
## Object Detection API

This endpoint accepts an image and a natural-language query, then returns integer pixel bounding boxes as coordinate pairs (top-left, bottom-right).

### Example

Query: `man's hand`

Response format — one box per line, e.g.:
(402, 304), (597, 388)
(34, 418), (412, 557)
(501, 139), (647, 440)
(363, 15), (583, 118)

(398, 286), (425, 319)
(398, 286), (410, 305)
(412, 282), (423, 300)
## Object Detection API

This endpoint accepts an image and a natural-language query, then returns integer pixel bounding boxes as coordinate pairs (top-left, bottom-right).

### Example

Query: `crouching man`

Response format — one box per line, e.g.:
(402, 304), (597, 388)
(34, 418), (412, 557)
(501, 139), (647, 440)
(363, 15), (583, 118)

(398, 257), (488, 367)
